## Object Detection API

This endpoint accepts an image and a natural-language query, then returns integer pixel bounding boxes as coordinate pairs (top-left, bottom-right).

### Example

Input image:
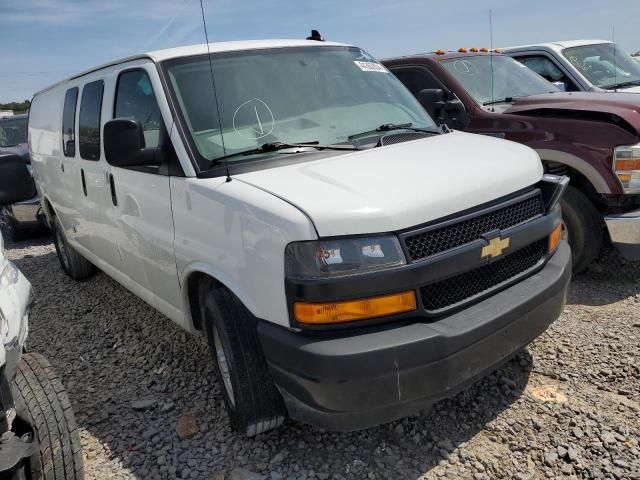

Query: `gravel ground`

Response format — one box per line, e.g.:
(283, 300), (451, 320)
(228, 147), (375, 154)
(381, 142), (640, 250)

(2, 225), (639, 480)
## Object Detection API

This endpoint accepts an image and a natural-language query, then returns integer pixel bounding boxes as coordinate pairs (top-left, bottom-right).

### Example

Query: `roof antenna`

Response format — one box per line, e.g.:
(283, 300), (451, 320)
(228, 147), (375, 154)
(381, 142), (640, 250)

(612, 26), (617, 92)
(306, 29), (324, 42)
(489, 9), (495, 112)
(199, 0), (231, 182)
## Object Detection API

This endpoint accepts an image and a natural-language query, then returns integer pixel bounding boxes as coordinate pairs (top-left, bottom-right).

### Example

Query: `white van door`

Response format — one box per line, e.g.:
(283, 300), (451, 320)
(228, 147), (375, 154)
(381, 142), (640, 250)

(100, 66), (182, 313)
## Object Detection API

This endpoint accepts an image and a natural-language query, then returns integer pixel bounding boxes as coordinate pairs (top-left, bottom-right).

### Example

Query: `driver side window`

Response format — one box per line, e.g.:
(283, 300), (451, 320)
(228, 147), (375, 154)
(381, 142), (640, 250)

(515, 55), (579, 91)
(114, 69), (162, 149)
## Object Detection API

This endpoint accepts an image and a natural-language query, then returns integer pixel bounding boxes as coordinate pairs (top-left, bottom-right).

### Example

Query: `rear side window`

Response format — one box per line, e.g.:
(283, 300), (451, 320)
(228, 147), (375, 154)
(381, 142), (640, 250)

(78, 80), (104, 160)
(62, 87), (78, 157)
(114, 70), (162, 149)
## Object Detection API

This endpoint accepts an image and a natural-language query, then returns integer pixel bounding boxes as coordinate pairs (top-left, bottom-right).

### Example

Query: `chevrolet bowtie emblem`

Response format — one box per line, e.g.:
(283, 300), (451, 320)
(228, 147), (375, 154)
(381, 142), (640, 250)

(481, 236), (510, 259)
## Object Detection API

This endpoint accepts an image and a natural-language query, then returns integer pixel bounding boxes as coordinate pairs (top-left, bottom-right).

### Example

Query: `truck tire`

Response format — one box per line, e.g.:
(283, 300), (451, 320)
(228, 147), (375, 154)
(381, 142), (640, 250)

(52, 216), (95, 280)
(11, 353), (84, 480)
(560, 185), (603, 273)
(199, 281), (286, 436)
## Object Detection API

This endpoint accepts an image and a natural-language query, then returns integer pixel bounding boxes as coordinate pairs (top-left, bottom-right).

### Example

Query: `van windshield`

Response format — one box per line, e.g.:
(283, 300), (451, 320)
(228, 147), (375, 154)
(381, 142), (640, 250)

(0, 116), (28, 148)
(440, 55), (558, 106)
(562, 43), (640, 89)
(163, 46), (436, 171)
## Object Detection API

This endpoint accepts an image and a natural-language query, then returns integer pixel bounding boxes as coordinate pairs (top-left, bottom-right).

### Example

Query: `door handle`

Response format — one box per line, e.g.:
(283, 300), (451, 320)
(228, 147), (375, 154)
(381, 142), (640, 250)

(60, 162), (65, 173)
(109, 173), (118, 206)
(80, 169), (87, 196)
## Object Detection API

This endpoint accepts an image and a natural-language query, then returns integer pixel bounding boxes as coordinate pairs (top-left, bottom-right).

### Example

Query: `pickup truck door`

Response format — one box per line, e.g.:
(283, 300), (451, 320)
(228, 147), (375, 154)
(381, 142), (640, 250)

(100, 65), (182, 313)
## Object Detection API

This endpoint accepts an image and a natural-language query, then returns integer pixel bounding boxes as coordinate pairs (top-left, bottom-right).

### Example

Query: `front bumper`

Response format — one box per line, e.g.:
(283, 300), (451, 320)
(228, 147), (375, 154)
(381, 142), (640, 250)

(259, 242), (571, 431)
(604, 208), (640, 261)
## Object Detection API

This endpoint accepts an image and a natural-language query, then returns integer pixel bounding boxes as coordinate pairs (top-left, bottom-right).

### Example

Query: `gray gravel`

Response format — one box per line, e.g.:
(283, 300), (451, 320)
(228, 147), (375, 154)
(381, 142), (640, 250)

(2, 225), (639, 480)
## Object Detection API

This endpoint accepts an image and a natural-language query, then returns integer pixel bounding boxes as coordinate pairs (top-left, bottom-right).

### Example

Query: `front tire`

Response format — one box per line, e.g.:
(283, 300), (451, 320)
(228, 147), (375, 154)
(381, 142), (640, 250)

(560, 185), (603, 273)
(11, 353), (84, 480)
(199, 281), (286, 436)
(52, 216), (95, 280)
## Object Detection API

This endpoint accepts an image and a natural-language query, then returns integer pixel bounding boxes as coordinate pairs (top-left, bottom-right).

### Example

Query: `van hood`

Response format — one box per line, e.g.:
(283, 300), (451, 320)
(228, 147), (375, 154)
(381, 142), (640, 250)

(235, 131), (543, 237)
(506, 92), (640, 134)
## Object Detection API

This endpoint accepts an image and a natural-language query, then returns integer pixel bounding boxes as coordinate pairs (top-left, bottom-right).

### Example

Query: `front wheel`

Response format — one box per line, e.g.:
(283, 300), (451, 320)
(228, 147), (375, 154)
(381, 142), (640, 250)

(11, 353), (84, 480)
(199, 281), (286, 436)
(52, 216), (95, 280)
(560, 185), (603, 273)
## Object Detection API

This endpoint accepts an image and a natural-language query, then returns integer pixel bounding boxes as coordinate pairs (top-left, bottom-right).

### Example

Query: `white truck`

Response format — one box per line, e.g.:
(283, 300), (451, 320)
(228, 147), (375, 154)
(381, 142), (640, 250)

(21, 39), (571, 435)
(503, 40), (640, 93)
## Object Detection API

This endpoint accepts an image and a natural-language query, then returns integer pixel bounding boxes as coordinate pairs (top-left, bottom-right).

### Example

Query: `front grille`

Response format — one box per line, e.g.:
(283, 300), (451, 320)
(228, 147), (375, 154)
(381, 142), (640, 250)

(404, 192), (544, 262)
(419, 239), (547, 313)
(379, 132), (431, 146)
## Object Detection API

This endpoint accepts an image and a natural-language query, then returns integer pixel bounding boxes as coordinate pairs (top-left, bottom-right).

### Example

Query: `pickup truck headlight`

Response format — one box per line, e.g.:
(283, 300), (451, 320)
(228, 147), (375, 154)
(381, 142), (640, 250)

(285, 235), (406, 280)
(613, 144), (640, 194)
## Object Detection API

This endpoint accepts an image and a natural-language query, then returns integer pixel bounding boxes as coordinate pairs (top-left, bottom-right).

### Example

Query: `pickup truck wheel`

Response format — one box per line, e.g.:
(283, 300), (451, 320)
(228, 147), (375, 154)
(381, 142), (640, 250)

(560, 185), (603, 273)
(52, 216), (95, 280)
(199, 282), (286, 436)
(11, 353), (84, 480)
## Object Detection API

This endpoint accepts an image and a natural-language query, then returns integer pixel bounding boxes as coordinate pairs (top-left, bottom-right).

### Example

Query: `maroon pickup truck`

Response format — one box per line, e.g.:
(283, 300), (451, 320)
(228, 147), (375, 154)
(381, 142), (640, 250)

(382, 51), (640, 271)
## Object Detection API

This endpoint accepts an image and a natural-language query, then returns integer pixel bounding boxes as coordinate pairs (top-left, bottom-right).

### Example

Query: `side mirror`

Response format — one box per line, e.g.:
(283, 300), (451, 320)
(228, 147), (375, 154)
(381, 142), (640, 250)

(418, 88), (445, 106)
(104, 118), (149, 167)
(0, 154), (36, 206)
(442, 99), (469, 130)
(552, 81), (567, 92)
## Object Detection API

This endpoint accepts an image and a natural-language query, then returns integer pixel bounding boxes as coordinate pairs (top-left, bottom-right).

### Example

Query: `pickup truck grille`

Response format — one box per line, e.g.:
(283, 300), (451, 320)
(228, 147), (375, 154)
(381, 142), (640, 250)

(404, 191), (544, 262)
(419, 238), (547, 313)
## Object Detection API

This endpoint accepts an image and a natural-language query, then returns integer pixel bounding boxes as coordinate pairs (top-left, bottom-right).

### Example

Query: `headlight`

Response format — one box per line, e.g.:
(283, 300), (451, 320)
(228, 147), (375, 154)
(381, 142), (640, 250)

(613, 144), (640, 194)
(285, 235), (406, 280)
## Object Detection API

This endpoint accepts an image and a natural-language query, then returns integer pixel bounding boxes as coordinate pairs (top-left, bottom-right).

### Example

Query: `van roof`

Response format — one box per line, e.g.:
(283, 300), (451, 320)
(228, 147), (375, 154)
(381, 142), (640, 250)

(33, 39), (351, 97)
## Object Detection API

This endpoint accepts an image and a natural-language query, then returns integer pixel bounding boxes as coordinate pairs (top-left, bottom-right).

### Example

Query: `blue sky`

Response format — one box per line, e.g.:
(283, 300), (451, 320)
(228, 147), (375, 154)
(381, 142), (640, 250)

(1, 0), (639, 103)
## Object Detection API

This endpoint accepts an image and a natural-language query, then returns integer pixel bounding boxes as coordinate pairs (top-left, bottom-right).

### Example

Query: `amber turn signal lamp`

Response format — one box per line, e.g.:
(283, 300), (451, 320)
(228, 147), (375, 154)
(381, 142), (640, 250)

(548, 224), (563, 253)
(294, 291), (417, 324)
(435, 49), (446, 55)
(614, 159), (640, 171)
(458, 48), (467, 53)
(470, 47), (479, 52)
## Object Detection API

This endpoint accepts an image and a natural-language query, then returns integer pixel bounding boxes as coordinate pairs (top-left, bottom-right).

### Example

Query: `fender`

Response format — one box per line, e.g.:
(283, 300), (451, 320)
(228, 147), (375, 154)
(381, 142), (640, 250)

(536, 149), (612, 194)
(180, 261), (263, 334)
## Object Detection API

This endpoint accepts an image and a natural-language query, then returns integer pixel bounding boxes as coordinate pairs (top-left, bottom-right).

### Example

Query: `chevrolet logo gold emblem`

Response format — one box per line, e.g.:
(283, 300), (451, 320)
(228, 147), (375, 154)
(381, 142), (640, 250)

(481, 236), (510, 259)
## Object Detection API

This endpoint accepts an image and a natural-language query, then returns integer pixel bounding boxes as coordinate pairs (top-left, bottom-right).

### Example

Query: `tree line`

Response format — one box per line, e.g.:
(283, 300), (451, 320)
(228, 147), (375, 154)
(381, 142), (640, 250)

(0, 100), (31, 114)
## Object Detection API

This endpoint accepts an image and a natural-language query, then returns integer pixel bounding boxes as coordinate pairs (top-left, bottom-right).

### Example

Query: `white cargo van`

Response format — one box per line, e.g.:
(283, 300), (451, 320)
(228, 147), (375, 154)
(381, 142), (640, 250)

(22, 39), (571, 435)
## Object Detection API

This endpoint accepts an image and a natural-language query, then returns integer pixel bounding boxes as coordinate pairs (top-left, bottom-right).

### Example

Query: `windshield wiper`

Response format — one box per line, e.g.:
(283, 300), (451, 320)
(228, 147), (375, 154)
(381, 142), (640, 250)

(209, 141), (360, 166)
(604, 80), (640, 89)
(347, 123), (439, 140)
(483, 97), (520, 106)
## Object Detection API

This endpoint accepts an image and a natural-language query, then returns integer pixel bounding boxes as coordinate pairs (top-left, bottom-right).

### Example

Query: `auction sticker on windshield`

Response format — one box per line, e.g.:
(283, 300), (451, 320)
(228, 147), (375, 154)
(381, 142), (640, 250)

(354, 61), (388, 73)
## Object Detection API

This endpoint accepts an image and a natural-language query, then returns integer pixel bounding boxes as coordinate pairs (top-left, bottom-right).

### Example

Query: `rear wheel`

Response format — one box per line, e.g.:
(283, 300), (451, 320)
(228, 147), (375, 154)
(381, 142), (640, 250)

(560, 185), (603, 273)
(52, 216), (95, 280)
(198, 280), (286, 436)
(11, 353), (84, 480)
